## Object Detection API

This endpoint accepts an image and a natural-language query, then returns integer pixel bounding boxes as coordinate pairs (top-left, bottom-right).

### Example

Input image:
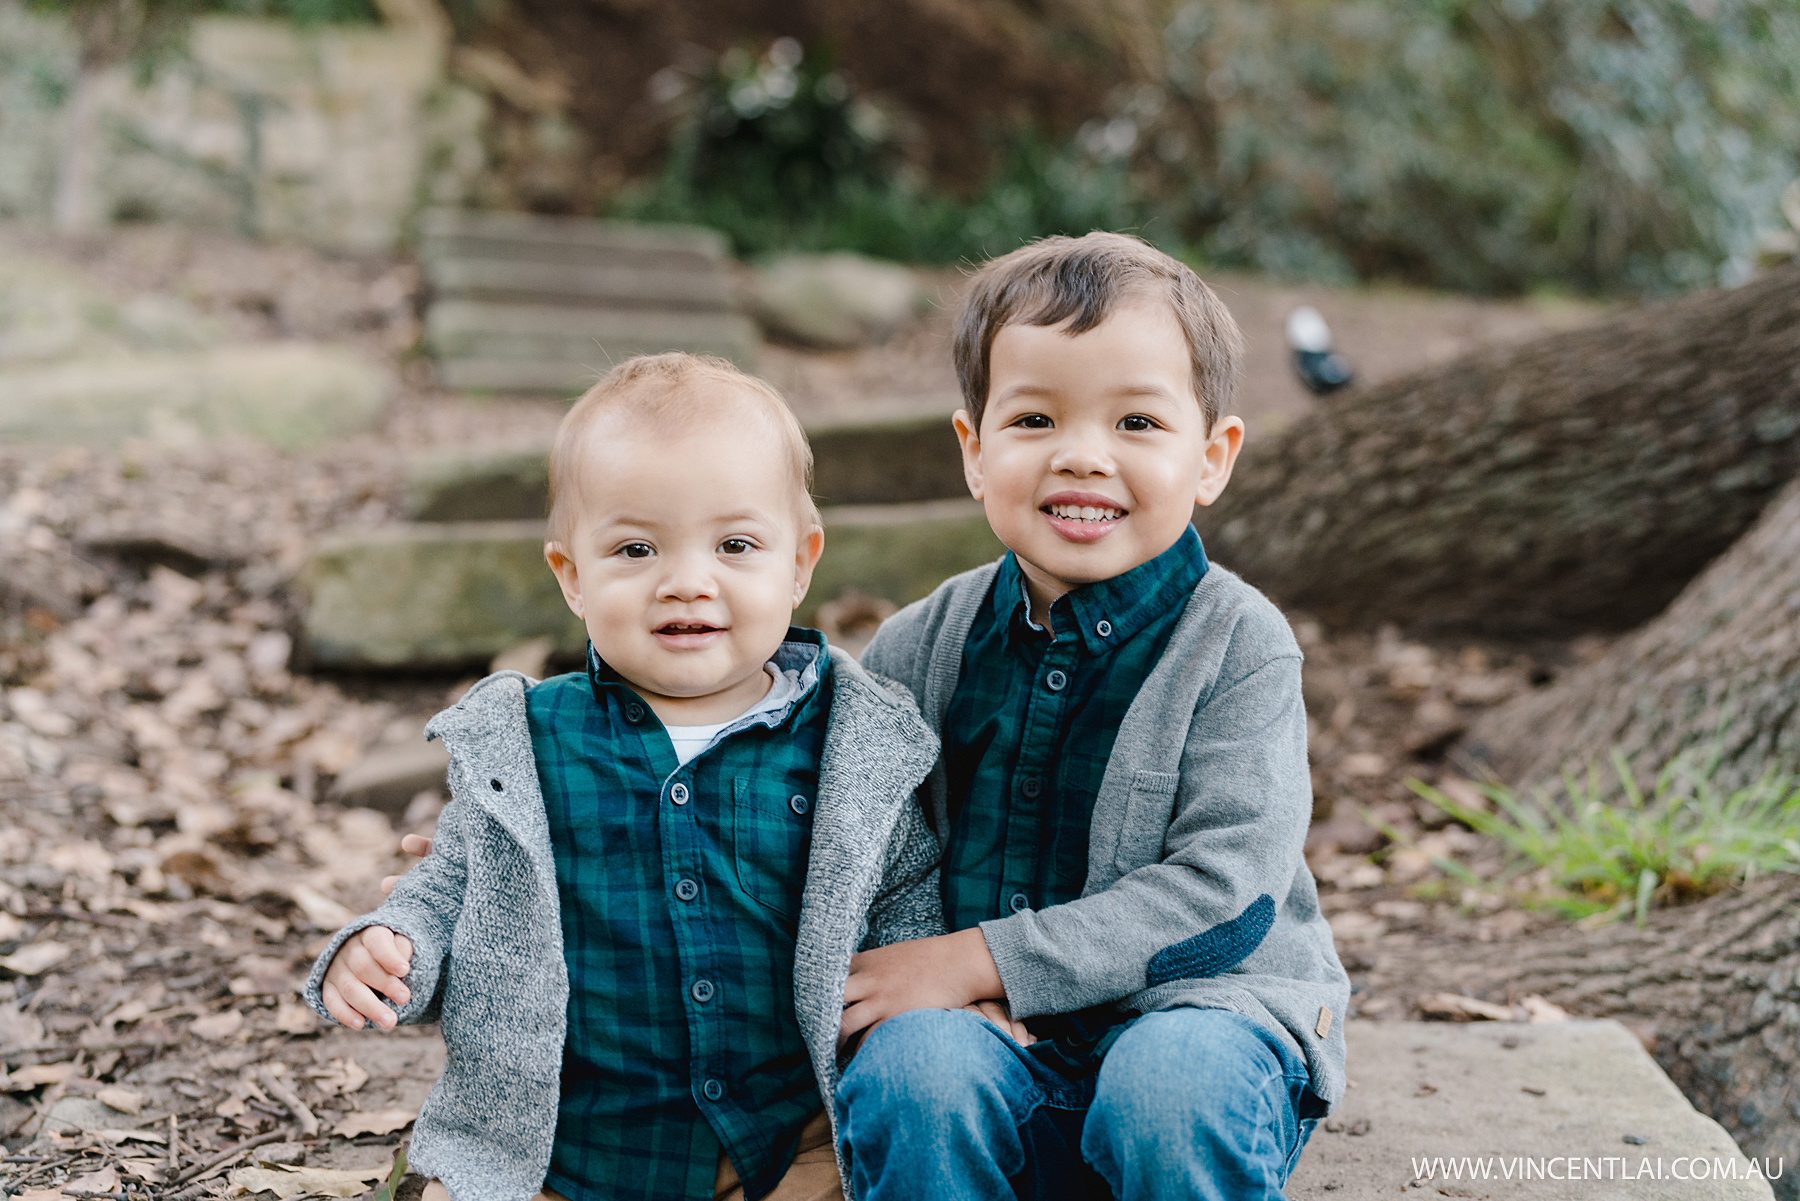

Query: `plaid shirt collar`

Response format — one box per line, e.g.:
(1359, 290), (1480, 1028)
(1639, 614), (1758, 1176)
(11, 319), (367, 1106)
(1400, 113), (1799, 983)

(584, 627), (829, 735)
(993, 524), (1209, 658)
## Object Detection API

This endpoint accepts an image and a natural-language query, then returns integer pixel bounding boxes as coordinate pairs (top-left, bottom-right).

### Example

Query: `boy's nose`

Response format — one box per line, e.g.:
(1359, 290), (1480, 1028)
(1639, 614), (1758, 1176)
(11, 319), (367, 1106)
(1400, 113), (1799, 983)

(1049, 428), (1115, 476)
(656, 553), (720, 600)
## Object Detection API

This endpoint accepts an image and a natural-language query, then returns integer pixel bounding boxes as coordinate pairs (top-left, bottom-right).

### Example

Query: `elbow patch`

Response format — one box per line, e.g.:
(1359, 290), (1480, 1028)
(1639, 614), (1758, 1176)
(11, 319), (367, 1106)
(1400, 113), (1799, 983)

(1145, 893), (1275, 987)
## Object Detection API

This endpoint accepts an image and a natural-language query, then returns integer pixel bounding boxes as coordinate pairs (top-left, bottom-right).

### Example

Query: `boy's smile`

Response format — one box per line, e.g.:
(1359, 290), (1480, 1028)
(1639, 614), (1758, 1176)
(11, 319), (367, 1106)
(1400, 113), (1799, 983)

(954, 297), (1244, 619)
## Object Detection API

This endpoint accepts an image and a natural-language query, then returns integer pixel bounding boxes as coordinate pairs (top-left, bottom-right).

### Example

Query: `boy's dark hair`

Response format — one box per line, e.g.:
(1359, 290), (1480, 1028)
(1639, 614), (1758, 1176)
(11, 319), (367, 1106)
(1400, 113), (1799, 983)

(953, 232), (1244, 432)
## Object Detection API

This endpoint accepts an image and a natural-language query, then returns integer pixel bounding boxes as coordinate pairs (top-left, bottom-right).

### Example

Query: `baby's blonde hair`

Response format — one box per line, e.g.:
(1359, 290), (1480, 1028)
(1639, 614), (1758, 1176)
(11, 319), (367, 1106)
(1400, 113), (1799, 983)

(546, 353), (819, 547)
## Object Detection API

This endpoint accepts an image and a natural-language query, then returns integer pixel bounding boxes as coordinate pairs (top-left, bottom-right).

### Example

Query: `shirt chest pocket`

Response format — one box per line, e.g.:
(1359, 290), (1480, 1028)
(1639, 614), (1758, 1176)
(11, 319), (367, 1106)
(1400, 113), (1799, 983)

(732, 776), (815, 919)
(1114, 770), (1180, 874)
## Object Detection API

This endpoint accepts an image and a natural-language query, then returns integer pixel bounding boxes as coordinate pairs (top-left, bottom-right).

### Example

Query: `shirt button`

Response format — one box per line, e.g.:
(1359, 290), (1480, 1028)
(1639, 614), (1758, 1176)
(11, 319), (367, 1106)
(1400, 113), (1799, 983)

(1045, 669), (1068, 692)
(789, 794), (811, 815)
(1096, 619), (1113, 638)
(675, 878), (699, 902)
(624, 703), (646, 724)
(702, 1078), (726, 1102)
(691, 978), (714, 1003)
(1009, 892), (1031, 913)
(670, 782), (690, 805)
(1020, 777), (1042, 799)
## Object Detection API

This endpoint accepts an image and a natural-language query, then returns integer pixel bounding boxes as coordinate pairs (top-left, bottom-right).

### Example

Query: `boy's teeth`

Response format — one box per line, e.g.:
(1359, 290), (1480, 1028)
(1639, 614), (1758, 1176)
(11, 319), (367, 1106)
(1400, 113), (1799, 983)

(1048, 504), (1123, 521)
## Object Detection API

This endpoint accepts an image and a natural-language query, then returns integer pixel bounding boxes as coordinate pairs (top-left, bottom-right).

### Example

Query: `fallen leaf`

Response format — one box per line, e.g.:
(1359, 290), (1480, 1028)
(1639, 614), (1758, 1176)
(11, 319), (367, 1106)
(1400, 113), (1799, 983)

(104, 1000), (150, 1029)
(97, 1085), (144, 1114)
(306, 1057), (367, 1096)
(6, 1063), (72, 1088)
(0, 1002), (46, 1047)
(330, 1108), (416, 1138)
(91, 1127), (166, 1146)
(230, 955), (300, 997)
(116, 1157), (167, 1183)
(191, 1008), (245, 1040)
(15, 1188), (66, 1201)
(0, 941), (71, 976)
(273, 996), (318, 1035)
(227, 1164), (389, 1198)
(63, 1166), (119, 1195)
(1520, 994), (1570, 1024)
(1417, 992), (1518, 1022)
(289, 885), (357, 931)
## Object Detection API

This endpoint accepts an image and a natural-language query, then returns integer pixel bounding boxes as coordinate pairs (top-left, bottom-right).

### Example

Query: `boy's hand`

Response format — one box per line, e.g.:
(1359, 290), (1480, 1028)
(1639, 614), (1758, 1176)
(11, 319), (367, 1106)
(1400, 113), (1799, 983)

(379, 834), (433, 897)
(963, 1000), (1036, 1046)
(839, 927), (1007, 1049)
(320, 926), (414, 1030)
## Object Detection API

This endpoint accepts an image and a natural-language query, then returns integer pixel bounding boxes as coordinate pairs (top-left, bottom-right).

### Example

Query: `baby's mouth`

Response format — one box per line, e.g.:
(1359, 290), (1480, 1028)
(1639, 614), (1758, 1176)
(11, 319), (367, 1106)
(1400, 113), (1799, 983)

(657, 622), (724, 636)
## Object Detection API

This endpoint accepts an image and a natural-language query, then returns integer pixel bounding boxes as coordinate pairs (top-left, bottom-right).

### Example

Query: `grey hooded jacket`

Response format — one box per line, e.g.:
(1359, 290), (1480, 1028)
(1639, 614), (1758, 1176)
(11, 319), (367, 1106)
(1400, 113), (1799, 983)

(861, 558), (1351, 1108)
(303, 649), (943, 1201)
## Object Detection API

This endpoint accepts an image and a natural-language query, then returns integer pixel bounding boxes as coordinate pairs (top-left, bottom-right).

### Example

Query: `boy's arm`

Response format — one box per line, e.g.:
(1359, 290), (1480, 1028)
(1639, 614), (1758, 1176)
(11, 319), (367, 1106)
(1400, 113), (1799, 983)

(979, 653), (1310, 1018)
(303, 796), (472, 1027)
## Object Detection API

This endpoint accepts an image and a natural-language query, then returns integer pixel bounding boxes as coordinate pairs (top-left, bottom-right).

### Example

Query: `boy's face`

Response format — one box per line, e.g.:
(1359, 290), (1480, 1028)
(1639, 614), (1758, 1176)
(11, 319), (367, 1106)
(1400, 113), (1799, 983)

(954, 297), (1243, 608)
(545, 399), (824, 725)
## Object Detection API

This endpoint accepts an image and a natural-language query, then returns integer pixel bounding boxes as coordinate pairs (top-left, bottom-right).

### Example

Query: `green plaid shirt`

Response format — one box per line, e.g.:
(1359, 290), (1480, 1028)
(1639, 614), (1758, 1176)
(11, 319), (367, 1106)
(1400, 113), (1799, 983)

(942, 527), (1208, 1068)
(528, 631), (830, 1201)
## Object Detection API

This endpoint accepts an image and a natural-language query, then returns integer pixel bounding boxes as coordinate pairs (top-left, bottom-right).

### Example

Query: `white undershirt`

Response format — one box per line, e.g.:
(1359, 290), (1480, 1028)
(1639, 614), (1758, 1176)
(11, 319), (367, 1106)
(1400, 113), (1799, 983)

(662, 663), (802, 767)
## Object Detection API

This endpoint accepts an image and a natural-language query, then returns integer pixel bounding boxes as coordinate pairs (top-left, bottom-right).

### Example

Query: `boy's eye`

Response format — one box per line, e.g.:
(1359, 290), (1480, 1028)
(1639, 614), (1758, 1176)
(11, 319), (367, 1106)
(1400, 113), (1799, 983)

(1012, 413), (1054, 429)
(618, 542), (654, 559)
(1119, 414), (1158, 432)
(719, 538), (754, 555)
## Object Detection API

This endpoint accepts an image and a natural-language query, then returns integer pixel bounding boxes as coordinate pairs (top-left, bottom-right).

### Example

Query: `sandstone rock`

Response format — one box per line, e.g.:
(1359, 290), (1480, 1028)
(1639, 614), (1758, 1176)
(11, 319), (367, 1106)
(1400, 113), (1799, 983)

(330, 739), (449, 816)
(302, 503), (1003, 669)
(0, 343), (388, 449)
(402, 410), (969, 525)
(748, 253), (926, 350)
(1289, 1020), (1773, 1200)
(301, 520), (583, 671)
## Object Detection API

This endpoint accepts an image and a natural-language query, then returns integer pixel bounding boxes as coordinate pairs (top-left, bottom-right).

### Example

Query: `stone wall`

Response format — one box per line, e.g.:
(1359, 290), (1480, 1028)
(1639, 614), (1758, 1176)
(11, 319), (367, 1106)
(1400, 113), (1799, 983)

(0, 2), (485, 253)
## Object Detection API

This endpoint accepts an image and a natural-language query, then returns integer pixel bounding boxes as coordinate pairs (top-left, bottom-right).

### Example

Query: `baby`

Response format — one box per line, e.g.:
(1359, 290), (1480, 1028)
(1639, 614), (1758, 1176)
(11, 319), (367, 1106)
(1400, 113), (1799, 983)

(304, 353), (947, 1201)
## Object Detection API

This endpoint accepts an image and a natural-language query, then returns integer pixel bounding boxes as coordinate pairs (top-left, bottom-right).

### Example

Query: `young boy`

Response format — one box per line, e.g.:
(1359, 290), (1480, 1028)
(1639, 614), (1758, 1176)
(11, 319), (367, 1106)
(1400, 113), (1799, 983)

(303, 354), (948, 1201)
(831, 233), (1350, 1200)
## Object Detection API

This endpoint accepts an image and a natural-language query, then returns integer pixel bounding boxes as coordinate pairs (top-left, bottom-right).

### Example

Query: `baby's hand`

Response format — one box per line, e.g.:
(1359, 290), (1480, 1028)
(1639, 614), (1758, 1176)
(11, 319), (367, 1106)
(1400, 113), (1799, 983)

(320, 926), (414, 1030)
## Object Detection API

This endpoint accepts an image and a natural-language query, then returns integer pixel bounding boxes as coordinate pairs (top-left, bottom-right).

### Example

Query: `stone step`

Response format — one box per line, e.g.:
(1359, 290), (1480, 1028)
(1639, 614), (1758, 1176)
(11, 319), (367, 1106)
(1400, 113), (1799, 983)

(1289, 1020), (1775, 1200)
(426, 301), (760, 371)
(424, 258), (736, 310)
(403, 411), (968, 523)
(418, 207), (730, 270)
(301, 501), (1001, 669)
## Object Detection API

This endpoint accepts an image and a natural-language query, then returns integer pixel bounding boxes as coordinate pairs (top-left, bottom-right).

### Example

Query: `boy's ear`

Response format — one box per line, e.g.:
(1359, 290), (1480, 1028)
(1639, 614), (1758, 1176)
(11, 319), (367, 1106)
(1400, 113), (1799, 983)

(952, 409), (985, 501)
(545, 542), (584, 619)
(1194, 415), (1245, 507)
(790, 524), (826, 609)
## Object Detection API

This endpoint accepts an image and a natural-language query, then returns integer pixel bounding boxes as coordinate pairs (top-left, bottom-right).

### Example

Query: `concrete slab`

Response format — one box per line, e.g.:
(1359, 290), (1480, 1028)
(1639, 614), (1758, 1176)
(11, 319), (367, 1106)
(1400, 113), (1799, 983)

(1289, 1020), (1776, 1200)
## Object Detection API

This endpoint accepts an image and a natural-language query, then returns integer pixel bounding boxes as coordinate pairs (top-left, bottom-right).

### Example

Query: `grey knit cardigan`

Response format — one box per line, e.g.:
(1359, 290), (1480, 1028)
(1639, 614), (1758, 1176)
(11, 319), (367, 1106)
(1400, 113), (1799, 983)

(861, 559), (1351, 1108)
(303, 649), (943, 1201)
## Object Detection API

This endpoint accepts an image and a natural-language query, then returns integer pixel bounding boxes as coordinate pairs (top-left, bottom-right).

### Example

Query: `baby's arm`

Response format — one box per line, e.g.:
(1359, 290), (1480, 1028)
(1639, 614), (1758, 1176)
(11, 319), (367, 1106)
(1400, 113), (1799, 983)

(303, 799), (470, 1028)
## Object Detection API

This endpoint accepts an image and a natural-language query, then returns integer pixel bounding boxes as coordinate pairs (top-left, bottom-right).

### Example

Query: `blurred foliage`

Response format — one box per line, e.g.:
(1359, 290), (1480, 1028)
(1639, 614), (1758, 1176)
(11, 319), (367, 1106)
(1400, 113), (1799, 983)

(626, 2), (1800, 294)
(616, 37), (1140, 263)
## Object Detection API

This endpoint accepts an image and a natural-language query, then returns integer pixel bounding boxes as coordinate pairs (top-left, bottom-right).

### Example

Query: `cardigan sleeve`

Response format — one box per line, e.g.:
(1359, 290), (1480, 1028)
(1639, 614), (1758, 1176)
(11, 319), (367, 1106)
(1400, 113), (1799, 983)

(304, 794), (470, 1027)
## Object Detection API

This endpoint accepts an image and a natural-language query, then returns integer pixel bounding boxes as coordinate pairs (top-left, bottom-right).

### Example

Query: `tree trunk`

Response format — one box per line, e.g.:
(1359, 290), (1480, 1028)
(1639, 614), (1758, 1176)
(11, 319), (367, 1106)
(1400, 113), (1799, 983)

(1196, 263), (1800, 637)
(1463, 477), (1800, 793)
(1358, 875), (1800, 1199)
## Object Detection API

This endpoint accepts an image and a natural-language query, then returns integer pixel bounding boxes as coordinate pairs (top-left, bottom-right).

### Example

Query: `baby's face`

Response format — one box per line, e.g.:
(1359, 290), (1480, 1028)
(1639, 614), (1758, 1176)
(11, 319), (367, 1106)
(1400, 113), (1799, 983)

(546, 402), (822, 725)
(956, 297), (1242, 606)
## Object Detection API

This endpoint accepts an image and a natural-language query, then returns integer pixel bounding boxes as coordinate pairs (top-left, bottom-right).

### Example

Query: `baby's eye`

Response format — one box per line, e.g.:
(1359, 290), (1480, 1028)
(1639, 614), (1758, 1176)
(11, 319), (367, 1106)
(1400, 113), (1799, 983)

(1118, 414), (1158, 432)
(719, 538), (754, 555)
(618, 542), (655, 559)
(1012, 413), (1054, 429)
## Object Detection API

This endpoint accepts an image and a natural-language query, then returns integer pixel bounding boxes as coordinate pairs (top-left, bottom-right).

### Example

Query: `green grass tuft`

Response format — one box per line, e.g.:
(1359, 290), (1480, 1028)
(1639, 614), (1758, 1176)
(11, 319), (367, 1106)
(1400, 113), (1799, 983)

(1408, 749), (1800, 925)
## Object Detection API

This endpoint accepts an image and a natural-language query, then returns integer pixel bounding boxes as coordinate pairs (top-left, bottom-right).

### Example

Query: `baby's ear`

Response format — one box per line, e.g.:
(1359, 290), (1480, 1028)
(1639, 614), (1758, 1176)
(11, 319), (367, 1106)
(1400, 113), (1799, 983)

(792, 525), (825, 608)
(544, 542), (584, 619)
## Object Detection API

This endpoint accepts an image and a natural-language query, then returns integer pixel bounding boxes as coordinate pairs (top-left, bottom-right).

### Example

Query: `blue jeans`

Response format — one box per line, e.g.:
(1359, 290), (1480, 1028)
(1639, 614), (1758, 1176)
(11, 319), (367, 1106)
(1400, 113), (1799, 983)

(836, 1007), (1320, 1201)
